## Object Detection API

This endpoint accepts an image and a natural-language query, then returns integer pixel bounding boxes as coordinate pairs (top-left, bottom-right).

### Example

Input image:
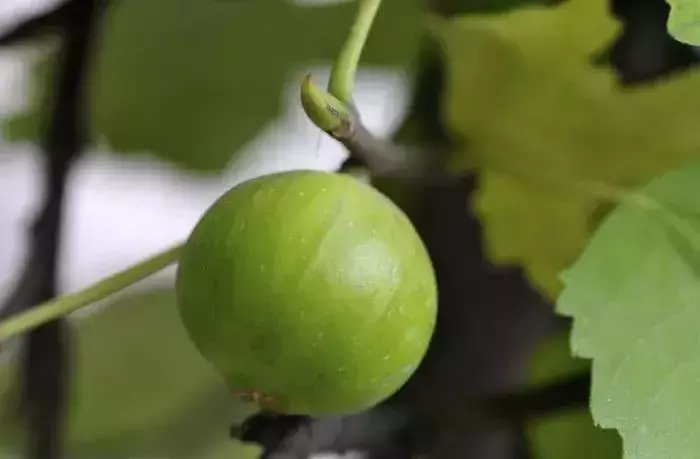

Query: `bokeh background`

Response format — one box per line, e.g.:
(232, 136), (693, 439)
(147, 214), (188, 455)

(0, 0), (699, 458)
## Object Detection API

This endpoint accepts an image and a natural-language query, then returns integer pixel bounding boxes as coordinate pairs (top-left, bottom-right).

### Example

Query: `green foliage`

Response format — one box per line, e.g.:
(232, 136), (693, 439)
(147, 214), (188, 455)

(2, 0), (421, 172)
(526, 331), (621, 459)
(0, 289), (258, 458)
(667, 0), (700, 45)
(557, 158), (700, 459)
(433, 0), (700, 299)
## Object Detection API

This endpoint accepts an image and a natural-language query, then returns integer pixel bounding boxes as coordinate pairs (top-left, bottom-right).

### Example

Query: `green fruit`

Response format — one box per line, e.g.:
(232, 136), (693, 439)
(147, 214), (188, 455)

(175, 169), (437, 417)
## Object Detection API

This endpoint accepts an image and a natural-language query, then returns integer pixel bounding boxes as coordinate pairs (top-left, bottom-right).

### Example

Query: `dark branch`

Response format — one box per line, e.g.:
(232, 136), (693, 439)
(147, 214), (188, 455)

(483, 372), (591, 423)
(340, 122), (440, 177)
(332, 110), (455, 184)
(232, 372), (591, 457)
(0, 1), (106, 458)
(0, 0), (75, 47)
(420, 372), (592, 435)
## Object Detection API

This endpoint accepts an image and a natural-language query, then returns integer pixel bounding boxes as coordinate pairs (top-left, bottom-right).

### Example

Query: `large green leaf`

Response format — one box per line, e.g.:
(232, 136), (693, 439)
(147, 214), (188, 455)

(3, 0), (422, 172)
(557, 158), (700, 459)
(526, 331), (621, 459)
(433, 0), (700, 299)
(667, 0), (700, 45)
(0, 289), (259, 458)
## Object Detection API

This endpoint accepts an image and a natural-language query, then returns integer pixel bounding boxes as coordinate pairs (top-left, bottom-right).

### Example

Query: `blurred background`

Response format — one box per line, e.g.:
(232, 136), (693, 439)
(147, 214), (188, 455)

(0, 0), (411, 300)
(0, 0), (698, 458)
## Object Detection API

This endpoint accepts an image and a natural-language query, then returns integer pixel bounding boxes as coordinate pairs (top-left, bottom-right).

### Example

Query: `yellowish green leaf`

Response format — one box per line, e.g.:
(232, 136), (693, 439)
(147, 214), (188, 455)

(432, 0), (700, 298)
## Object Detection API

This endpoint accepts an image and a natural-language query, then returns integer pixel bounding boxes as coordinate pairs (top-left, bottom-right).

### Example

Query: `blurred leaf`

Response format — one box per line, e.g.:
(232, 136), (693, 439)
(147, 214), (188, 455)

(437, 0), (553, 14)
(529, 409), (622, 459)
(0, 289), (259, 458)
(667, 0), (700, 45)
(433, 0), (700, 299)
(557, 158), (700, 459)
(526, 331), (621, 459)
(3, 0), (422, 172)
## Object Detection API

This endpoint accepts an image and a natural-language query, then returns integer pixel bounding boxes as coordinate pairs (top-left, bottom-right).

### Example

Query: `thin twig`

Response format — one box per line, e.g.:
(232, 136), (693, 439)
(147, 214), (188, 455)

(331, 110), (453, 184)
(340, 120), (442, 178)
(0, 0), (106, 458)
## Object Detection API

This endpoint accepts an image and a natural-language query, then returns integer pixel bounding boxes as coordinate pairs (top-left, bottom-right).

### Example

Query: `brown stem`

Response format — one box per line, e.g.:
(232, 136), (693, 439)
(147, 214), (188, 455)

(333, 111), (454, 183)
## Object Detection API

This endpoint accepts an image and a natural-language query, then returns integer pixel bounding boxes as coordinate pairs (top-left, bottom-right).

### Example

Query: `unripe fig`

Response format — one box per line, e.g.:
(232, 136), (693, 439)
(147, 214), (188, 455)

(175, 169), (437, 417)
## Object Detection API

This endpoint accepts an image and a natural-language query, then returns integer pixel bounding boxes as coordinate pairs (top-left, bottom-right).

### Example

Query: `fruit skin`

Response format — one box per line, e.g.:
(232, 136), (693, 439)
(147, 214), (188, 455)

(175, 169), (437, 417)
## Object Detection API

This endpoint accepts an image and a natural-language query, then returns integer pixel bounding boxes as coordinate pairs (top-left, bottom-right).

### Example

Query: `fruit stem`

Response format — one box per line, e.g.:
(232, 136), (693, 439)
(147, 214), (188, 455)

(327, 0), (382, 105)
(0, 243), (183, 342)
(300, 74), (353, 134)
(300, 0), (382, 132)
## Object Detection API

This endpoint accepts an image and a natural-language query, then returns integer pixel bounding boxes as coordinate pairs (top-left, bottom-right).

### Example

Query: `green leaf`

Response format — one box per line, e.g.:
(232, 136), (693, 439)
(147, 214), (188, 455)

(667, 0), (700, 45)
(556, 158), (700, 459)
(433, 0), (700, 299)
(526, 331), (621, 459)
(0, 289), (259, 458)
(3, 0), (422, 172)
